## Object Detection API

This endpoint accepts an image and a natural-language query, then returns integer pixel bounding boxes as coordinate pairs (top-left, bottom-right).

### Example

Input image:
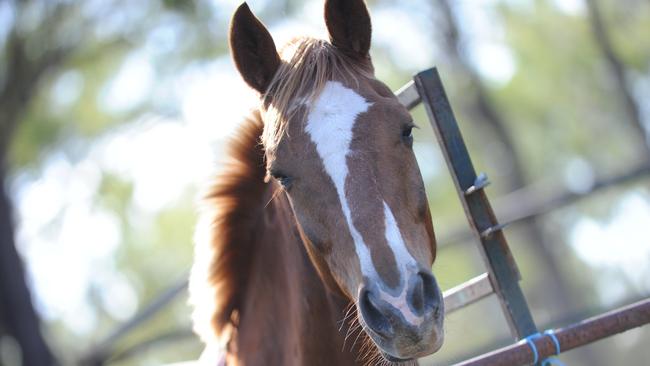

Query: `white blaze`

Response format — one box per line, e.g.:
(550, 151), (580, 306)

(304, 81), (418, 292)
(305, 81), (377, 279)
(383, 201), (418, 278)
(381, 202), (423, 325)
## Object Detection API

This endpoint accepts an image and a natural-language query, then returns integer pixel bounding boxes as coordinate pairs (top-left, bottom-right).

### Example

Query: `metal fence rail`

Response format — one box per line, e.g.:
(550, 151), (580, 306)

(406, 66), (650, 365)
(414, 68), (537, 338)
(454, 298), (650, 366)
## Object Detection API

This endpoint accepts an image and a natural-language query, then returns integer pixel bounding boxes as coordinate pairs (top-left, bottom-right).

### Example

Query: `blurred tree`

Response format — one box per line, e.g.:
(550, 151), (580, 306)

(585, 0), (649, 157)
(0, 0), (204, 363)
(0, 1), (80, 364)
(0, 167), (56, 365)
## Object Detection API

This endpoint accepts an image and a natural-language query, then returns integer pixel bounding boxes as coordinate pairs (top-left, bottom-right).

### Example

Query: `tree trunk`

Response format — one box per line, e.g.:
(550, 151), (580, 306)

(585, 0), (650, 158)
(0, 158), (57, 366)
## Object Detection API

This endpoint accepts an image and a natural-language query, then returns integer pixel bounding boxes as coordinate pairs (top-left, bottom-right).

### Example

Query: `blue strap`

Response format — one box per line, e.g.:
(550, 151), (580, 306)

(524, 334), (540, 365)
(544, 330), (562, 355)
(542, 357), (565, 366)
(524, 330), (566, 366)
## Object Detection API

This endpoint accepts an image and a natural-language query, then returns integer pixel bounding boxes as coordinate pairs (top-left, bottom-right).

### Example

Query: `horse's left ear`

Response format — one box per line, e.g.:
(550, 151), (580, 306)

(324, 0), (371, 59)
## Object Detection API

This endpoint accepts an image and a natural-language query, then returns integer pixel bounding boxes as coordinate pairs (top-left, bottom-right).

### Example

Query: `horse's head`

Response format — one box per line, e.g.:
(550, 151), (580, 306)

(229, 0), (443, 361)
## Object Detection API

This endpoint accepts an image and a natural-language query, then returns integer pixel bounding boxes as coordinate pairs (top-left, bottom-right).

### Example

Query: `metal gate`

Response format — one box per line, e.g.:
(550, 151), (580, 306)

(395, 67), (650, 365)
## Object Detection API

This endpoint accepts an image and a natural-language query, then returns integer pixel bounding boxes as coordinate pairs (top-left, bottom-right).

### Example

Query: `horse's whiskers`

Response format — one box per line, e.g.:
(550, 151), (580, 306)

(344, 314), (365, 352)
(350, 323), (364, 352)
(342, 323), (356, 351)
(338, 302), (357, 332)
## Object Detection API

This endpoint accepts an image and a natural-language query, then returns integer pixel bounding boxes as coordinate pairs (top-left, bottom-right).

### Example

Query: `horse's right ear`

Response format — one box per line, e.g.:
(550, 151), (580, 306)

(229, 3), (280, 94)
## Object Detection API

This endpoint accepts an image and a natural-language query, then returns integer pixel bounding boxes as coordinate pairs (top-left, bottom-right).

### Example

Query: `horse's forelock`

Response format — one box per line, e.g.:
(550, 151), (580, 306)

(260, 37), (372, 159)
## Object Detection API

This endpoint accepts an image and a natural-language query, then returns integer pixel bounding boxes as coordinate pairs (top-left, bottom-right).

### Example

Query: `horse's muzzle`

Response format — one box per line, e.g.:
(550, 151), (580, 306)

(357, 270), (445, 360)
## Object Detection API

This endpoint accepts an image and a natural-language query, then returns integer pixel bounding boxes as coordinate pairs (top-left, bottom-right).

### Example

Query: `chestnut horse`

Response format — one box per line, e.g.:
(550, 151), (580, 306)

(190, 1), (444, 365)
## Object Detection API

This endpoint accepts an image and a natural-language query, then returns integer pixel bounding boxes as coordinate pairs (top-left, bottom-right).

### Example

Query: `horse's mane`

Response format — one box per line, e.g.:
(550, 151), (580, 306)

(189, 36), (371, 349)
(261, 36), (372, 159)
(189, 111), (266, 346)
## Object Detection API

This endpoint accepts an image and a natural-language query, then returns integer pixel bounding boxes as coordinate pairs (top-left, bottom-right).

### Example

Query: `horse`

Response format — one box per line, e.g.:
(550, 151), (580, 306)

(189, 1), (444, 364)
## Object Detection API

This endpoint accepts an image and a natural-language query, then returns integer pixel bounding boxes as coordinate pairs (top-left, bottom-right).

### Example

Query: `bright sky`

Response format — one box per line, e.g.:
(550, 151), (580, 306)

(570, 192), (650, 306)
(11, 0), (650, 338)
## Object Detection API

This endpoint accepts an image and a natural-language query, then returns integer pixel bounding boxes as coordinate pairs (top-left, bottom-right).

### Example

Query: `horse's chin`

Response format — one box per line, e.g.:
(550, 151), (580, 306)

(361, 320), (444, 364)
(379, 350), (414, 364)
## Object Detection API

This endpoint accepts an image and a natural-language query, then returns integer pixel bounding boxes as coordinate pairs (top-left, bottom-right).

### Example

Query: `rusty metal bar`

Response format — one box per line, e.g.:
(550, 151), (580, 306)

(454, 298), (650, 366)
(443, 273), (493, 314)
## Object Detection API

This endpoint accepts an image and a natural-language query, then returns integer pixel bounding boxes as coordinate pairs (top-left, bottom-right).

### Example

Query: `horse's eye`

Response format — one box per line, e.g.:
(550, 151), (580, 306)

(270, 171), (293, 189)
(401, 125), (414, 146)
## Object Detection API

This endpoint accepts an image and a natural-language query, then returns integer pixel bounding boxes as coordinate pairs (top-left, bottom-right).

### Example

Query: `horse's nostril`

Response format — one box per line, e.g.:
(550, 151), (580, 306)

(359, 288), (393, 339)
(434, 305), (441, 319)
(418, 271), (442, 319)
(409, 274), (425, 313)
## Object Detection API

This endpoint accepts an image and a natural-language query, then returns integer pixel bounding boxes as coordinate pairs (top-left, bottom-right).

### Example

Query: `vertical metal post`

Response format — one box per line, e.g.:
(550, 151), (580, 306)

(413, 68), (537, 339)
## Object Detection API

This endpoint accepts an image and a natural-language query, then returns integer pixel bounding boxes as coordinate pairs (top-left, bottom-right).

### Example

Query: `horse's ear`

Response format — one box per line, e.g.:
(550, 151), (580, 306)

(324, 0), (371, 59)
(229, 3), (281, 94)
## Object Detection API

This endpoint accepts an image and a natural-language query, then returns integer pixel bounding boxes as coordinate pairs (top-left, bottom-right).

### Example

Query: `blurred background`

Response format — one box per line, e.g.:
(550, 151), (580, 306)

(0, 0), (648, 365)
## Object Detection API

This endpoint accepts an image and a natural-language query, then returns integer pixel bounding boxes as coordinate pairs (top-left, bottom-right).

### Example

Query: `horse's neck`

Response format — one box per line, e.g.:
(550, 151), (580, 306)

(228, 188), (359, 366)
